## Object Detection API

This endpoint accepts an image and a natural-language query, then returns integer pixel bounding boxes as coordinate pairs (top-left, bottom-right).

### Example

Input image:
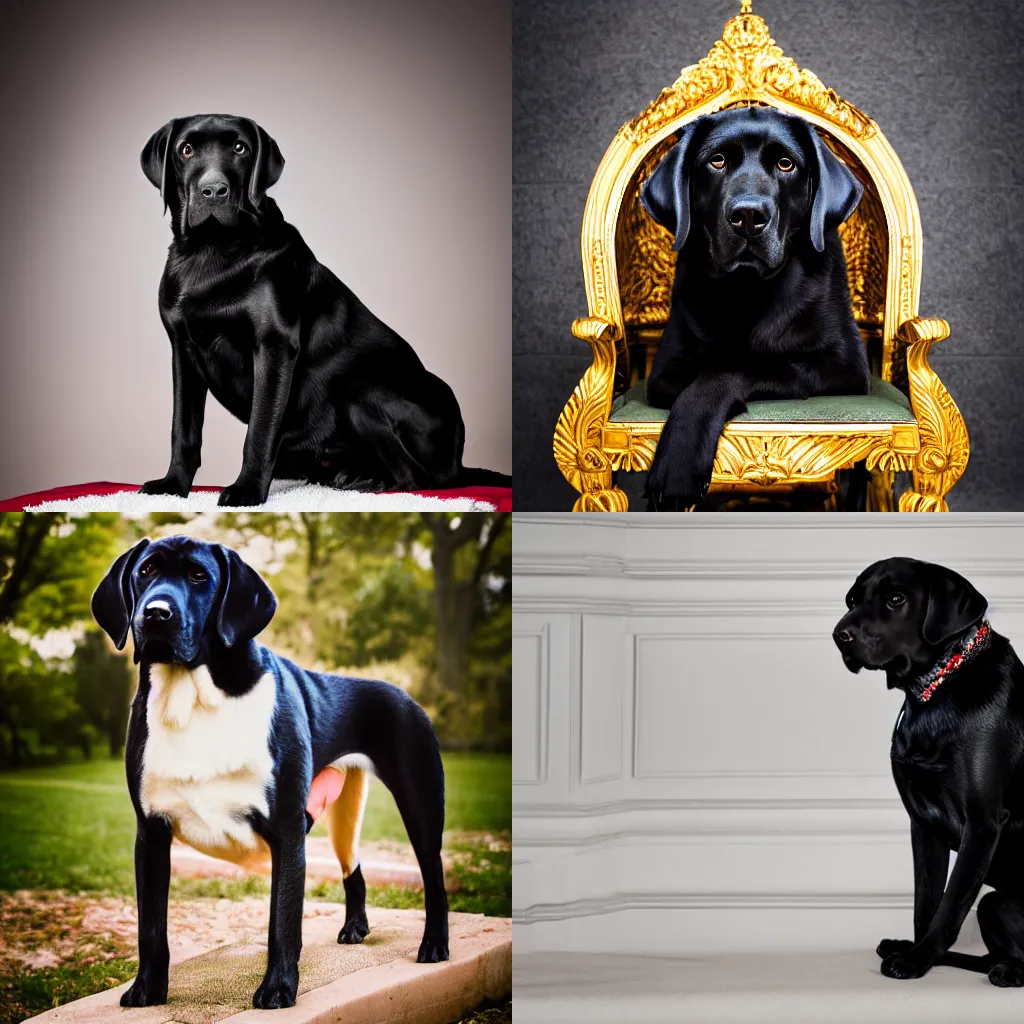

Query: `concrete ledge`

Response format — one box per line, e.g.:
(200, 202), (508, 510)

(29, 908), (510, 1024)
(170, 839), (423, 887)
(514, 950), (1024, 1024)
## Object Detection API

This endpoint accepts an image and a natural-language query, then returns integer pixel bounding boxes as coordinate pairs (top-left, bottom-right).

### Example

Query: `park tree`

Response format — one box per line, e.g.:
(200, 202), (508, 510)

(0, 512), (511, 762)
(71, 629), (135, 758)
(0, 513), (125, 633)
(0, 514), (128, 764)
(213, 512), (511, 749)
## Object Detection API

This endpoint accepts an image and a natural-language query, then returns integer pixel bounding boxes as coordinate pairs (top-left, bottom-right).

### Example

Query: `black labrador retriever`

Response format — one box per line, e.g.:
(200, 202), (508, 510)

(91, 536), (449, 1008)
(834, 556), (1024, 987)
(640, 106), (870, 511)
(139, 113), (508, 506)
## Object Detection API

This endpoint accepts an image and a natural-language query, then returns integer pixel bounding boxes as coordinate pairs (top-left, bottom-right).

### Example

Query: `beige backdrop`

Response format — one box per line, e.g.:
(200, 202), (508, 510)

(0, 0), (510, 495)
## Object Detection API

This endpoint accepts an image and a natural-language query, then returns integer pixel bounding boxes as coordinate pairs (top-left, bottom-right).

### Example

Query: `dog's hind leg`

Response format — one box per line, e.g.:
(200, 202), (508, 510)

(978, 890), (1024, 986)
(375, 742), (449, 963)
(326, 765), (371, 944)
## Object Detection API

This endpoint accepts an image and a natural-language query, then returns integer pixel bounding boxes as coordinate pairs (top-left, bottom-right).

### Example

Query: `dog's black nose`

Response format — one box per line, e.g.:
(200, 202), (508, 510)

(833, 628), (854, 646)
(143, 600), (174, 622)
(197, 175), (229, 201)
(728, 202), (769, 238)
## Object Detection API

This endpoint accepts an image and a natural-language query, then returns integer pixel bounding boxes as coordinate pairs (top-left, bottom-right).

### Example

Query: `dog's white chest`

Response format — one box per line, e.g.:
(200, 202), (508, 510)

(140, 665), (276, 868)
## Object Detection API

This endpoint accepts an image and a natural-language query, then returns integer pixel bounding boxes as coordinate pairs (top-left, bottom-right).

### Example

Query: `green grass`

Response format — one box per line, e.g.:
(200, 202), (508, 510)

(0, 752), (510, 894)
(0, 958), (138, 1022)
(0, 753), (510, 1021)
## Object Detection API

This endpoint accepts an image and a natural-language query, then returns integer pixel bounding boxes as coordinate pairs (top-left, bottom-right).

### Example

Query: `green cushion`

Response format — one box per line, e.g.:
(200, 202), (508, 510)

(609, 376), (914, 424)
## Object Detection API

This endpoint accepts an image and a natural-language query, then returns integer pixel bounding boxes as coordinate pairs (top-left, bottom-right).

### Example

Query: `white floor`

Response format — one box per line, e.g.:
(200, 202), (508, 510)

(514, 949), (1024, 1023)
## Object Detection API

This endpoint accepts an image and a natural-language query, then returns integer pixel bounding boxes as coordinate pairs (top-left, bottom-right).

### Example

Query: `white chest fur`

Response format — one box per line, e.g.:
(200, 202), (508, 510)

(140, 665), (277, 868)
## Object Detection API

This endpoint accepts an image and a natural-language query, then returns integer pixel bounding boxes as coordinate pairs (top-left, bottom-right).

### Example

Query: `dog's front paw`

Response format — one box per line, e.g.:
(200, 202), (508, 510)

(140, 476), (190, 498)
(120, 975), (168, 1007)
(989, 959), (1024, 987)
(644, 448), (711, 512)
(880, 945), (934, 980)
(330, 472), (387, 493)
(337, 916), (369, 944)
(416, 932), (450, 963)
(218, 482), (269, 507)
(875, 938), (915, 960)
(252, 970), (298, 1009)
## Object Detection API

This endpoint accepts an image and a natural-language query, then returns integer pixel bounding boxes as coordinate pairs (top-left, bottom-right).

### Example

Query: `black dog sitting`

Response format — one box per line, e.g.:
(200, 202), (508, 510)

(834, 556), (1024, 987)
(92, 537), (449, 1009)
(138, 114), (508, 506)
(640, 106), (869, 511)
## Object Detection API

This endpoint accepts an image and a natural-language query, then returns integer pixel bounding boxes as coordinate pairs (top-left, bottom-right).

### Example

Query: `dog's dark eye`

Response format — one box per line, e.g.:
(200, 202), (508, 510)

(181, 143), (194, 158)
(139, 562), (157, 577)
(886, 593), (906, 609)
(777, 156), (795, 172)
(709, 153), (726, 170)
(233, 141), (248, 155)
(188, 568), (208, 584)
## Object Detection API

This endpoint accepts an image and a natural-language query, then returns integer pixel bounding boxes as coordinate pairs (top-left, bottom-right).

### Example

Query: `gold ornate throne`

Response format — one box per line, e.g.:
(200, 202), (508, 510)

(553, 1), (968, 512)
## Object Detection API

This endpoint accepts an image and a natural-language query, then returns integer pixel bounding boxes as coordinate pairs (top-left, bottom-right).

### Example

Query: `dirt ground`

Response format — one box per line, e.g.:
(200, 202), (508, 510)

(0, 890), (351, 972)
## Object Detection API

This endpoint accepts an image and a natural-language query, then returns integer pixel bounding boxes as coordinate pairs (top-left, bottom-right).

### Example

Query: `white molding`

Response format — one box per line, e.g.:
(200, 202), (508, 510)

(513, 891), (913, 925)
(568, 613), (582, 793)
(512, 623), (550, 785)
(513, 797), (902, 816)
(511, 517), (1024, 954)
(513, 594), (1024, 616)
(514, 554), (1024, 580)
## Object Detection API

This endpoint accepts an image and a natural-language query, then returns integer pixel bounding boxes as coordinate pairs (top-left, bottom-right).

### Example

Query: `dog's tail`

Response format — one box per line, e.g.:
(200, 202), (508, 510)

(456, 466), (512, 488)
(937, 950), (994, 974)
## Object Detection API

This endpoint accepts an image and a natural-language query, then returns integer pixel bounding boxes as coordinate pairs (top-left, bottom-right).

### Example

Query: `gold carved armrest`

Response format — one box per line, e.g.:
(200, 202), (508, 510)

(553, 316), (629, 509)
(897, 316), (969, 512)
(571, 315), (619, 345)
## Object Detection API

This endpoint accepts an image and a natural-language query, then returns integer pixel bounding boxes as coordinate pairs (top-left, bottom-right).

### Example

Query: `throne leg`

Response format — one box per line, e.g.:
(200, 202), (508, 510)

(554, 317), (629, 511)
(897, 317), (969, 513)
(867, 469), (896, 512)
(573, 483), (630, 512)
(898, 487), (949, 513)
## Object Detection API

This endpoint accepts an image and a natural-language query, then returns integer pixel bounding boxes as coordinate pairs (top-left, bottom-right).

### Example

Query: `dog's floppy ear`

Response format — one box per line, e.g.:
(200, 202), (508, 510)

(640, 119), (705, 251)
(245, 119), (285, 210)
(922, 563), (988, 646)
(91, 539), (151, 650)
(801, 124), (863, 252)
(212, 544), (278, 648)
(141, 119), (180, 216)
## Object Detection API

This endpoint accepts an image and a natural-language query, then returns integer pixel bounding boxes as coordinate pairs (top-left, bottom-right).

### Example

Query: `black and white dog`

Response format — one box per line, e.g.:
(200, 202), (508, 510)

(91, 536), (448, 1009)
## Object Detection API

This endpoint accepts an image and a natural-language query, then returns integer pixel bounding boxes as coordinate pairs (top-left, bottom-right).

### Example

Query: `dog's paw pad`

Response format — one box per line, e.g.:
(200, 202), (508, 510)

(252, 976), (297, 1009)
(880, 952), (927, 980)
(875, 938), (914, 960)
(119, 978), (167, 1007)
(416, 936), (450, 963)
(337, 918), (369, 944)
(218, 484), (267, 507)
(139, 478), (189, 498)
(989, 960), (1024, 987)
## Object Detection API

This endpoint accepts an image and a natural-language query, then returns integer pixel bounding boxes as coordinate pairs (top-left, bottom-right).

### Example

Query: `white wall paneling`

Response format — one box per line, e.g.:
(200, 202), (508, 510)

(512, 513), (1024, 955)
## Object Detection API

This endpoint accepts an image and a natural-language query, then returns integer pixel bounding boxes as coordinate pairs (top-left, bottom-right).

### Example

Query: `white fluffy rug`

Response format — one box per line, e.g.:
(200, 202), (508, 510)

(23, 480), (496, 513)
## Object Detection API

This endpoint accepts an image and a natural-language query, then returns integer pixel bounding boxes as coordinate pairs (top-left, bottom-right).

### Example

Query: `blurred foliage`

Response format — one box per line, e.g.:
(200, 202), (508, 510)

(0, 512), (509, 765)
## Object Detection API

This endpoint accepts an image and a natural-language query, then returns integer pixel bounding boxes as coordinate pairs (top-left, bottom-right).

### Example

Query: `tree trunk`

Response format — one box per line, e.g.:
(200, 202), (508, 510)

(0, 513), (53, 624)
(421, 514), (507, 703)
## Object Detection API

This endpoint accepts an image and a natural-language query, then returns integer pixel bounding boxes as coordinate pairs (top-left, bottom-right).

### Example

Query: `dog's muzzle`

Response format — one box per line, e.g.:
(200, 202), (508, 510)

(833, 627), (863, 673)
(133, 598), (192, 664)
